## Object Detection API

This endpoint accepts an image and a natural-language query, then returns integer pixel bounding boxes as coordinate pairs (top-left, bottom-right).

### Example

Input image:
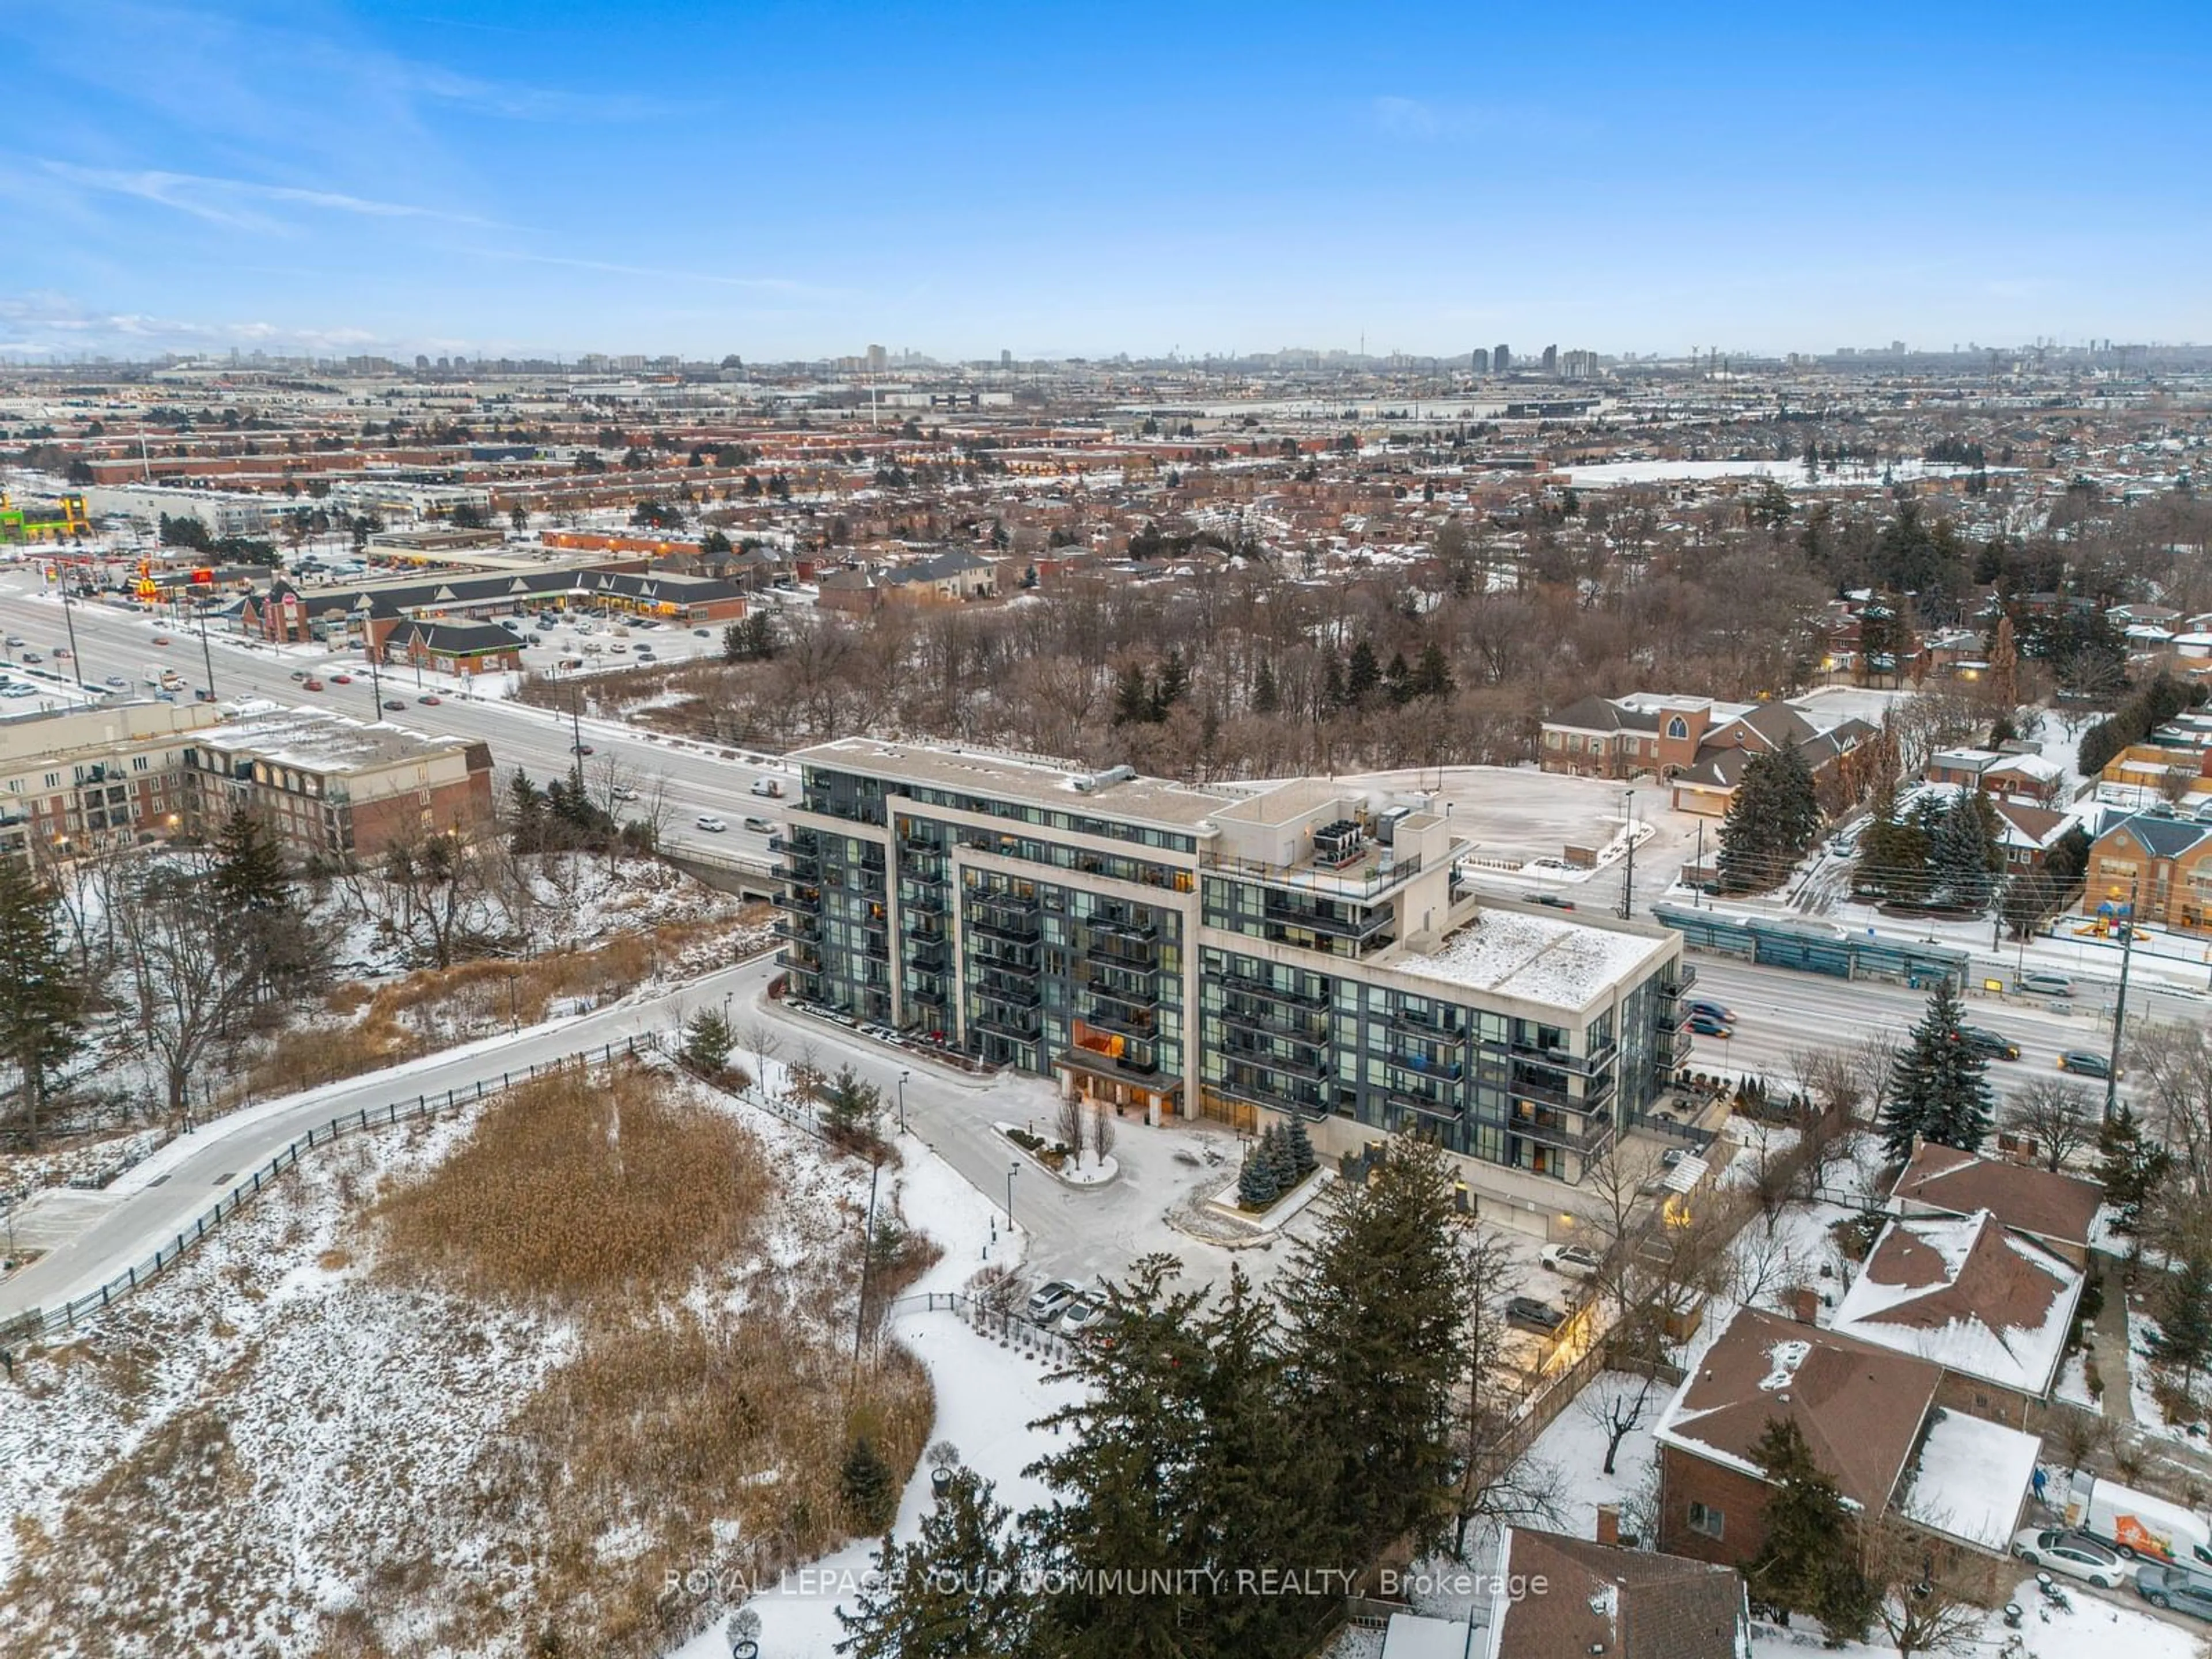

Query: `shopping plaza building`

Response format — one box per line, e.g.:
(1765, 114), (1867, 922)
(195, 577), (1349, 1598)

(776, 738), (1693, 1212)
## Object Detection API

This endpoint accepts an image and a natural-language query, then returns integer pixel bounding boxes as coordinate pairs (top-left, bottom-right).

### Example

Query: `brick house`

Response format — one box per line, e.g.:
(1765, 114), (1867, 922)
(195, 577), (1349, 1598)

(1540, 692), (1872, 817)
(1485, 1528), (1749, 1658)
(1989, 798), (2077, 872)
(380, 620), (524, 677)
(1889, 1143), (2104, 1269)
(1827, 1209), (2082, 1431)
(1656, 1303), (2044, 1589)
(2083, 811), (2212, 934)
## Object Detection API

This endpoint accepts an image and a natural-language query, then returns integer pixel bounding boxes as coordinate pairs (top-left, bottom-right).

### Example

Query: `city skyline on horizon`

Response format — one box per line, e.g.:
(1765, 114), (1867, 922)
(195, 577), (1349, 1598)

(1, 0), (2207, 365)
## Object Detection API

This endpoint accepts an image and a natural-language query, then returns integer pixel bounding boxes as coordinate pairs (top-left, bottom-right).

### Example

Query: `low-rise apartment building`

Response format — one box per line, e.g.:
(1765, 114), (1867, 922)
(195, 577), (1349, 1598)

(775, 739), (1688, 1212)
(1540, 692), (1874, 817)
(0, 699), (225, 863)
(180, 707), (495, 863)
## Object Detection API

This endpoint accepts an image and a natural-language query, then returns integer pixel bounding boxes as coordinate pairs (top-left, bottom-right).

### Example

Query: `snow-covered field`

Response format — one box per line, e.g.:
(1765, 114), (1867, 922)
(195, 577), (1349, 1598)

(0, 1059), (971, 1658)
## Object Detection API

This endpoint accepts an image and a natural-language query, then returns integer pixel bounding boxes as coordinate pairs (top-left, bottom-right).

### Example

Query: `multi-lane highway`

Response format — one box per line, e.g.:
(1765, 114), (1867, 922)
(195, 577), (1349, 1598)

(1681, 955), (2147, 1119)
(0, 577), (787, 866)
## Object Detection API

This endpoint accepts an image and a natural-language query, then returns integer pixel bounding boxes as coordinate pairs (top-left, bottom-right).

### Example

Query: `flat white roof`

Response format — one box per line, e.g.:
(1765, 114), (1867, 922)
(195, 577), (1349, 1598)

(1395, 905), (1666, 1007)
(1900, 1409), (2039, 1552)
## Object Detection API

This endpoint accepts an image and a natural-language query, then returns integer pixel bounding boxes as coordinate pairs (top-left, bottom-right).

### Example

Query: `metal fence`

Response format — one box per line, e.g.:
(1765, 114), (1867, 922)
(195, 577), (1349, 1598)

(0, 1035), (660, 1349)
(892, 1288), (1084, 1368)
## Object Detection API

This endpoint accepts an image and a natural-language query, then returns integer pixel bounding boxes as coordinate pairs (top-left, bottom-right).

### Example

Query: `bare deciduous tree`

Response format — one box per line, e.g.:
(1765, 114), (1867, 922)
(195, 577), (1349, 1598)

(1055, 1092), (1086, 1159)
(2010, 1077), (2098, 1173)
(1089, 1099), (1115, 1162)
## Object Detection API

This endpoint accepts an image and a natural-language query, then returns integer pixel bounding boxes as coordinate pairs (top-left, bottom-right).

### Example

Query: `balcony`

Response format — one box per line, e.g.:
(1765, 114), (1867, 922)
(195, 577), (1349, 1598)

(1221, 1042), (1328, 1081)
(1384, 1050), (1464, 1082)
(1656, 1028), (1695, 1068)
(1262, 893), (1395, 942)
(1213, 1073), (1328, 1118)
(1060, 1042), (1161, 1082)
(1385, 1005), (1465, 1040)
(1491, 1036), (1618, 1078)
(907, 938), (950, 973)
(1090, 911), (1160, 943)
(1660, 963), (1698, 998)
(1387, 1086), (1463, 1122)
(1510, 1067), (1616, 1113)
(972, 1009), (1041, 1043)
(1217, 970), (1330, 1010)
(969, 898), (1041, 942)
(1507, 1108), (1615, 1156)
(1217, 1001), (1330, 1046)
(1087, 977), (1161, 1012)
(772, 915), (820, 944)
(974, 973), (1042, 1008)
(1085, 1001), (1157, 1039)
(909, 982), (950, 1010)
(1086, 935), (1158, 971)
(901, 886), (948, 916)
(973, 944), (1040, 976)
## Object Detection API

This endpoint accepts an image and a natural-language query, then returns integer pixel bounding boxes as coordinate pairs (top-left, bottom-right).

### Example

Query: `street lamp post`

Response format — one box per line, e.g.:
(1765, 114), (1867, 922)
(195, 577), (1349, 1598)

(2104, 878), (2139, 1123)
(1004, 1162), (1019, 1230)
(58, 584), (84, 690)
(1620, 787), (1637, 920)
(898, 1069), (910, 1134)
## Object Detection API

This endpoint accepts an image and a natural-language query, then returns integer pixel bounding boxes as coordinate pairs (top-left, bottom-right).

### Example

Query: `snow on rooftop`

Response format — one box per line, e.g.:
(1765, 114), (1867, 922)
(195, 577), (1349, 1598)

(1759, 1339), (1812, 1392)
(1400, 905), (1660, 1007)
(1900, 1408), (2039, 1552)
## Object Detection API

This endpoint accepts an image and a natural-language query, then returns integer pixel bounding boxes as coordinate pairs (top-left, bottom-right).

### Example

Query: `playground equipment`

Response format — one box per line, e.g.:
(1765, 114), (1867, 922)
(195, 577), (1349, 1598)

(0, 493), (90, 544)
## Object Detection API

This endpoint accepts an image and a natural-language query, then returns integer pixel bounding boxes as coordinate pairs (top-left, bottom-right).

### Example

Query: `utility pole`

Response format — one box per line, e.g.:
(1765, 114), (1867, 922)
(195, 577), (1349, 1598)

(1620, 787), (1637, 920)
(197, 603), (216, 700)
(2104, 877), (2139, 1123)
(850, 1148), (882, 1381)
(58, 582), (83, 690)
(1693, 820), (1705, 909)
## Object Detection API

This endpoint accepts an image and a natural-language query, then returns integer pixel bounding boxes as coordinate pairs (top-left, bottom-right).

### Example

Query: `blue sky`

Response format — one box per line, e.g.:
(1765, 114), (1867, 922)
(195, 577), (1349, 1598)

(1, 1), (2207, 362)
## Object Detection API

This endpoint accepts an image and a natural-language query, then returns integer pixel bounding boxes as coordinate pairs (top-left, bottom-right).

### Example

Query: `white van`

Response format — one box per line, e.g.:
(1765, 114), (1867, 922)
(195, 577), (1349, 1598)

(2066, 1473), (2212, 1567)
(751, 777), (783, 799)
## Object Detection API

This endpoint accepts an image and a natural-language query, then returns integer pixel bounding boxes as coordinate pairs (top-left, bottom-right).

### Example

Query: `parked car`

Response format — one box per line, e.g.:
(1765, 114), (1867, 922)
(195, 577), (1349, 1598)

(382, 699), (406, 711)
(1026, 1279), (1080, 1324)
(1058, 1295), (1109, 1338)
(1539, 1244), (1601, 1281)
(1531, 894), (1575, 910)
(2138, 1565), (2212, 1619)
(1504, 1296), (1567, 1336)
(1961, 1027), (2022, 1061)
(1686, 1013), (1734, 1038)
(103, 675), (127, 688)
(303, 678), (324, 691)
(693, 627), (712, 637)
(611, 785), (639, 802)
(2018, 972), (2075, 997)
(2059, 1050), (2115, 1080)
(2013, 1528), (2124, 1589)
(695, 815), (728, 832)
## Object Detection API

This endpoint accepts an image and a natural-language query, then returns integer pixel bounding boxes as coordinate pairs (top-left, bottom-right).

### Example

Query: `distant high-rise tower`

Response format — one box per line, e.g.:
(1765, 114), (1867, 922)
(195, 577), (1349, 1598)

(865, 343), (888, 373)
(1470, 347), (1490, 373)
(1540, 343), (1558, 376)
(1493, 343), (1512, 373)
(1001, 349), (1013, 367)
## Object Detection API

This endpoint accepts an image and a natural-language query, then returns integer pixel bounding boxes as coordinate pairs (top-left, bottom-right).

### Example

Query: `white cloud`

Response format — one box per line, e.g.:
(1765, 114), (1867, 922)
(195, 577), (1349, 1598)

(40, 161), (494, 232)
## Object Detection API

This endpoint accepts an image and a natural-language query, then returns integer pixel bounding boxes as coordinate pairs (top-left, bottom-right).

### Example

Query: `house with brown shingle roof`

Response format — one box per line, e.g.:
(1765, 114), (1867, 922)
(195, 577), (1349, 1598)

(1828, 1209), (2082, 1427)
(1654, 1305), (1943, 1566)
(1482, 1528), (1749, 1659)
(1889, 1142), (2104, 1267)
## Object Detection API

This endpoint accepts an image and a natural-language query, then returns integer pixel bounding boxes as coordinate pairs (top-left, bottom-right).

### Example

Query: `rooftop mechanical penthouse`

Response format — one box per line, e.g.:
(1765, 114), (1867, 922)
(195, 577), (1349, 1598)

(776, 739), (1692, 1214)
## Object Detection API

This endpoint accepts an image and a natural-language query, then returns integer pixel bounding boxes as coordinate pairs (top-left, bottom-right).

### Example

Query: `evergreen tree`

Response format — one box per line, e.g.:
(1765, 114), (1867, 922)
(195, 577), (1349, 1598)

(211, 804), (313, 998)
(1285, 1114), (1319, 1179)
(1412, 641), (1453, 699)
(1382, 651), (1412, 706)
(840, 1435), (898, 1533)
(1280, 1137), (1471, 1560)
(1111, 664), (1153, 726)
(1346, 639), (1382, 706)
(835, 1467), (1033, 1659)
(1321, 651), (1347, 715)
(1744, 1418), (1873, 1639)
(681, 1007), (734, 1075)
(1717, 747), (1821, 894)
(0, 857), (85, 1150)
(1266, 1121), (1299, 1189)
(1878, 980), (1994, 1160)
(1025, 1260), (1334, 1659)
(822, 1065), (883, 1150)
(210, 804), (290, 914)
(2096, 1104), (2169, 1237)
(1250, 659), (1281, 716)
(1238, 1139), (1281, 1208)
(1931, 789), (1999, 909)
(2150, 1255), (2212, 1403)
(1149, 649), (1189, 719)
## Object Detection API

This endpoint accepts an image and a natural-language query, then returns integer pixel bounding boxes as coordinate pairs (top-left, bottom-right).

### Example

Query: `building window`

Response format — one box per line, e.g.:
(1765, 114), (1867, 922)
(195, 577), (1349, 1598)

(1687, 1501), (1724, 1540)
(1666, 716), (1688, 740)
